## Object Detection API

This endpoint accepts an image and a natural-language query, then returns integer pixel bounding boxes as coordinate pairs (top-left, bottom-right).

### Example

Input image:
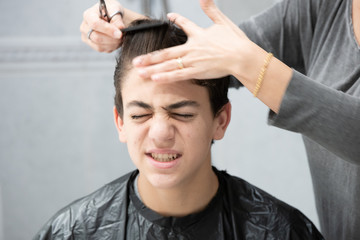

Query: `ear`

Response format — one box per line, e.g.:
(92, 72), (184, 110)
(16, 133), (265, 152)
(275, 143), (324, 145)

(212, 102), (231, 140)
(113, 106), (127, 143)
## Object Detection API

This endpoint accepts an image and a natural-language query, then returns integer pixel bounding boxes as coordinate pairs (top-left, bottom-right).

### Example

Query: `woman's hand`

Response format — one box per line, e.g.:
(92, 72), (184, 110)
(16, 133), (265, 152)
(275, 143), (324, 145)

(80, 0), (124, 53)
(132, 0), (253, 82)
(80, 0), (146, 53)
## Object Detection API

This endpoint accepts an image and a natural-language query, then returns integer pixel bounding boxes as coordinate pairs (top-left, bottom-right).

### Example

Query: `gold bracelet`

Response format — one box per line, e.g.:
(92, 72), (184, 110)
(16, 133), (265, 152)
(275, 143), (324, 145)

(253, 52), (273, 97)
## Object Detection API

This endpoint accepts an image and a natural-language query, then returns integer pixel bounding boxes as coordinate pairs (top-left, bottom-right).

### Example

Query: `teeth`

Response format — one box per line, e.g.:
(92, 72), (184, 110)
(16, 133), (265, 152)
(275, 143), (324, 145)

(151, 153), (178, 162)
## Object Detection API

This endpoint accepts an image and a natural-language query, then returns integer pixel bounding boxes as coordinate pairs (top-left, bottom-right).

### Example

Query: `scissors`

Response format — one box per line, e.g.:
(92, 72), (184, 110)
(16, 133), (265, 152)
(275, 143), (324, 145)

(99, 0), (166, 32)
(99, 0), (110, 23)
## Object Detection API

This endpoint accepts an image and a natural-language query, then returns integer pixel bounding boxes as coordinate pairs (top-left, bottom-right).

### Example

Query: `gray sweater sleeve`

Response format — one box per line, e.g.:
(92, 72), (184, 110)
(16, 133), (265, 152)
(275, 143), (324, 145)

(269, 71), (360, 162)
(239, 0), (360, 163)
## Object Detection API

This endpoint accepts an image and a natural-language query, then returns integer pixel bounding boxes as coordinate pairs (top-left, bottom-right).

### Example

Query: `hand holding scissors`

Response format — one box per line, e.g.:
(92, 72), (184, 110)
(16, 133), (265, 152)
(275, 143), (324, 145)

(99, 0), (123, 23)
(80, 0), (151, 52)
(80, 0), (125, 52)
(98, 0), (162, 33)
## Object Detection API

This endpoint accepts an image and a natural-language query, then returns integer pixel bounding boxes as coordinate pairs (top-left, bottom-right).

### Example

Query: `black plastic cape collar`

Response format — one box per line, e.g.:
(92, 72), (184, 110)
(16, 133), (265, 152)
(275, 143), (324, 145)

(33, 167), (324, 240)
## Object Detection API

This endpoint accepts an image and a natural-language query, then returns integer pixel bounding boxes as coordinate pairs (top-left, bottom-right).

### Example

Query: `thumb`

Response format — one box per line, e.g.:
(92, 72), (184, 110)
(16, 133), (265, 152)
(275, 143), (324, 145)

(110, 13), (125, 29)
(199, 0), (228, 24)
(167, 13), (201, 36)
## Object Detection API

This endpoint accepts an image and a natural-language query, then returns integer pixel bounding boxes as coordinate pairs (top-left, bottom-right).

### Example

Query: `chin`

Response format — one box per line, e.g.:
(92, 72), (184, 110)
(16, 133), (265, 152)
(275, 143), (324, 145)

(145, 172), (184, 190)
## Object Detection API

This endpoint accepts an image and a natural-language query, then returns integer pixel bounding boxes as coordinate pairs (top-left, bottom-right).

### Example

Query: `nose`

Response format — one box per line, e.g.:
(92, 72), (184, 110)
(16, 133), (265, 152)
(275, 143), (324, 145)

(148, 115), (175, 147)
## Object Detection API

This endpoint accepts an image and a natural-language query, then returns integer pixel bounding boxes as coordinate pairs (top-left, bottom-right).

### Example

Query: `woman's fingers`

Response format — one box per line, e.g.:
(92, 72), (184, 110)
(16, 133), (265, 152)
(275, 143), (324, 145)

(109, 11), (125, 29)
(80, 21), (121, 52)
(83, 24), (120, 44)
(136, 56), (192, 79)
(199, 0), (224, 24)
(106, 0), (126, 29)
(167, 13), (202, 36)
(86, 15), (122, 39)
(200, 0), (240, 30)
(80, 1), (125, 52)
(132, 13), (201, 67)
(151, 67), (199, 83)
(133, 45), (187, 67)
(81, 34), (121, 53)
(131, 4), (245, 82)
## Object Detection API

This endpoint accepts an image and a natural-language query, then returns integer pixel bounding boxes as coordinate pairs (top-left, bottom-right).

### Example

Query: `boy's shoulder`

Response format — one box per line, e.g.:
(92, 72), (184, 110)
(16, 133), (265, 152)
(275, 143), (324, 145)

(33, 170), (137, 240)
(216, 168), (323, 239)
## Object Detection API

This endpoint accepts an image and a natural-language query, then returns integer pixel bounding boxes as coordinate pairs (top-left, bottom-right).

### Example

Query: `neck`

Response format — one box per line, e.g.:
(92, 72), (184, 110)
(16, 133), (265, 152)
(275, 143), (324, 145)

(137, 164), (219, 217)
(353, 0), (360, 44)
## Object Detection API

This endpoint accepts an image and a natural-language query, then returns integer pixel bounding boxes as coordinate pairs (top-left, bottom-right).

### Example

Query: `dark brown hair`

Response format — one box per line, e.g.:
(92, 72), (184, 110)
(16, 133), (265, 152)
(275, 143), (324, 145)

(114, 19), (230, 118)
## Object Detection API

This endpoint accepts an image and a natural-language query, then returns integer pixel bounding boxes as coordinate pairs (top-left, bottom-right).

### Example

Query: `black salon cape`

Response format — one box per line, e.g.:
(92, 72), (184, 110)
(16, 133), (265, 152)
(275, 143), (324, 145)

(33, 168), (324, 240)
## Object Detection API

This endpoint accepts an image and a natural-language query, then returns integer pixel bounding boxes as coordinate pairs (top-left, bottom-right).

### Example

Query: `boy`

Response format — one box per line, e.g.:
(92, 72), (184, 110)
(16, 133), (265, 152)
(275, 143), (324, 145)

(34, 19), (323, 239)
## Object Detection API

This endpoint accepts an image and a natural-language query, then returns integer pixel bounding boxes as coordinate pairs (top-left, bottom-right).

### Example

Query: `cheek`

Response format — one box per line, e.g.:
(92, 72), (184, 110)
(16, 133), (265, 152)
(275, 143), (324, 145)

(128, 128), (145, 146)
(126, 136), (143, 168)
(183, 121), (214, 144)
(126, 124), (149, 150)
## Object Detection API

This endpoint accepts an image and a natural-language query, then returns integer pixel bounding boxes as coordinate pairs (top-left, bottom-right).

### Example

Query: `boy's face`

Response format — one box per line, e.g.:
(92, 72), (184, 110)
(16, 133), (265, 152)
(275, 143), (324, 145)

(114, 68), (230, 190)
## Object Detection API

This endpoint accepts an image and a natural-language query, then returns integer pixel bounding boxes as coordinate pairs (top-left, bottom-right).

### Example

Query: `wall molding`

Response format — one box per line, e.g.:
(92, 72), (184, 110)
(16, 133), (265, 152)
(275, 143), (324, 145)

(0, 37), (117, 63)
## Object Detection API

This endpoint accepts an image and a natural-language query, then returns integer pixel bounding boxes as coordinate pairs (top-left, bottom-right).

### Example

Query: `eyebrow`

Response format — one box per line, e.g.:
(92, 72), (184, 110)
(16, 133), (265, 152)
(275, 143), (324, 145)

(126, 101), (153, 110)
(126, 100), (199, 110)
(164, 100), (200, 111)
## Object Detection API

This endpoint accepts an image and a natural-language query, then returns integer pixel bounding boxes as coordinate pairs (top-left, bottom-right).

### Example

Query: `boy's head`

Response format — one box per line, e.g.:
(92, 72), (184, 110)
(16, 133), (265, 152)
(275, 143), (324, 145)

(113, 19), (232, 190)
(114, 19), (230, 119)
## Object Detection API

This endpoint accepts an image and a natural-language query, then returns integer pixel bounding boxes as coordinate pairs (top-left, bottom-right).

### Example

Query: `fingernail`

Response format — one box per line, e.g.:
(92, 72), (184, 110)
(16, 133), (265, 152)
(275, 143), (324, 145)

(133, 57), (143, 66)
(151, 74), (160, 81)
(167, 13), (175, 18)
(113, 30), (121, 39)
(138, 68), (147, 77)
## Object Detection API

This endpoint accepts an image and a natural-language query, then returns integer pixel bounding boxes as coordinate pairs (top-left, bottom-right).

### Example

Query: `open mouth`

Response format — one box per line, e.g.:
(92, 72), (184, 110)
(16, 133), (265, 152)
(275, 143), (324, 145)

(150, 153), (181, 162)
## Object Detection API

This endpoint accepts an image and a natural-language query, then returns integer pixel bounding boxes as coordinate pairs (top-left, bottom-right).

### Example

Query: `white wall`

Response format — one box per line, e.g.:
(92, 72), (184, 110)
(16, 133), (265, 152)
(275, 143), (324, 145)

(0, 0), (318, 239)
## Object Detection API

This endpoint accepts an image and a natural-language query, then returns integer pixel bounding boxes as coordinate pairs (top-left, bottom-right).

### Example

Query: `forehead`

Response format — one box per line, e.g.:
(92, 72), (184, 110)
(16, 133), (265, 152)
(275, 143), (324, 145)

(121, 68), (210, 107)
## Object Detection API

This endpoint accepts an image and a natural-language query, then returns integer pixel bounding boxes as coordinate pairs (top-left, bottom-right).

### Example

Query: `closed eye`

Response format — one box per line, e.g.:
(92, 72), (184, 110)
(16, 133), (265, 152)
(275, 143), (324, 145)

(170, 113), (195, 120)
(131, 114), (152, 120)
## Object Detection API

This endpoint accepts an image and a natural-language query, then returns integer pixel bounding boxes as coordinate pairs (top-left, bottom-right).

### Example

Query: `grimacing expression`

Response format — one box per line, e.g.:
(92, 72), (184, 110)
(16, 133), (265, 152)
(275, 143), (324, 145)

(114, 67), (231, 189)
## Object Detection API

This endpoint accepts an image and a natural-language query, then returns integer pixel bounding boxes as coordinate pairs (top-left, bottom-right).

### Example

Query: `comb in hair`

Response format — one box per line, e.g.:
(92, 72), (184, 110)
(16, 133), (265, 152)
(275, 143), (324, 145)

(121, 22), (168, 33)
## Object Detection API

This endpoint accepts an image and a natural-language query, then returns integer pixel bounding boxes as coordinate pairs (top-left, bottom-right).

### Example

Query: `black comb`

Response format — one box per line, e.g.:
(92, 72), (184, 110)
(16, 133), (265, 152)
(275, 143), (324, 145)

(121, 22), (168, 33)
